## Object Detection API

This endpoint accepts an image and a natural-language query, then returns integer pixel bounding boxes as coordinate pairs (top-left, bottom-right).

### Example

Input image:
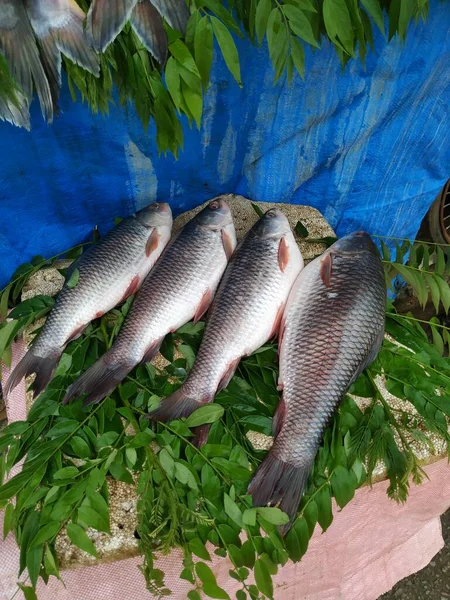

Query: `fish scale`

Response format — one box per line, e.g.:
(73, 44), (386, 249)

(248, 232), (386, 533)
(5, 202), (172, 399)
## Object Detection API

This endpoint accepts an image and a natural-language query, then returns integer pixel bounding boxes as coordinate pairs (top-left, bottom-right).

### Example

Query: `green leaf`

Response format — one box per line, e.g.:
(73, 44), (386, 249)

(294, 220), (309, 238)
(30, 521), (61, 546)
(165, 58), (182, 108)
(285, 517), (309, 562)
(169, 39), (201, 77)
(398, 0), (415, 39)
(303, 499), (318, 536)
(256, 507), (290, 525)
(70, 436), (91, 459)
(316, 484), (333, 531)
(360, 0), (385, 35)
(195, 562), (230, 599)
(47, 419), (79, 438)
(44, 546), (60, 578)
(242, 508), (256, 526)
(128, 429), (154, 448)
(255, 0), (272, 43)
(67, 522), (97, 557)
(254, 558), (273, 599)
(435, 247), (446, 276)
(331, 465), (356, 508)
(109, 461), (134, 484)
(189, 537), (211, 561)
(53, 466), (79, 480)
(283, 5), (320, 48)
(181, 79), (203, 127)
(195, 16), (214, 86)
(436, 275), (450, 313)
(185, 404), (224, 427)
(323, 0), (355, 55)
(425, 273), (441, 313)
(18, 586), (38, 600)
(77, 505), (110, 533)
(159, 447), (175, 477)
(210, 16), (242, 86)
(97, 431), (119, 448)
(26, 544), (43, 587)
(3, 502), (14, 538)
(224, 492), (243, 527)
(187, 592), (202, 600)
(67, 268), (80, 289)
(174, 462), (198, 491)
(430, 319), (444, 356)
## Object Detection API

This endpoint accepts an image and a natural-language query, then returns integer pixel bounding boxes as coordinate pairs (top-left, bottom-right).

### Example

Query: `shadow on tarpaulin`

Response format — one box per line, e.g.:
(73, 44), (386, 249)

(0, 1), (449, 287)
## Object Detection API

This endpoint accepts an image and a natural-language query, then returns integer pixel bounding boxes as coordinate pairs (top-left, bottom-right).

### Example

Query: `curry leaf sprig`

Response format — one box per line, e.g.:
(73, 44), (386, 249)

(0, 235), (449, 599)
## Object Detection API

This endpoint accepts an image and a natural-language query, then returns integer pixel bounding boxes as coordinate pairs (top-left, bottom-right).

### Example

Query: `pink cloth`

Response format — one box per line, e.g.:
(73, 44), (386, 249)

(1, 342), (449, 600)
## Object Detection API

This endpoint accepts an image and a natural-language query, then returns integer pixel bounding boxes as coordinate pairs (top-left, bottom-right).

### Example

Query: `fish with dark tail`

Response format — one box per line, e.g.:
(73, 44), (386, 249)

(5, 202), (173, 399)
(247, 232), (386, 534)
(148, 208), (304, 446)
(63, 197), (236, 406)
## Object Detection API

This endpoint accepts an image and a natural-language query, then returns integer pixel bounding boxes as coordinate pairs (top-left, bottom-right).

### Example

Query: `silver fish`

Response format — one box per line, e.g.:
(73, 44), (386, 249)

(5, 202), (173, 398)
(149, 208), (304, 445)
(63, 197), (236, 406)
(248, 232), (386, 533)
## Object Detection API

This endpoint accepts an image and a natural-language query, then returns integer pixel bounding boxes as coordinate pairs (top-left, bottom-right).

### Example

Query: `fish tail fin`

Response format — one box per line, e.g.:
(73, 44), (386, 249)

(148, 386), (206, 422)
(52, 0), (100, 76)
(130, 0), (167, 64)
(4, 348), (60, 398)
(247, 452), (314, 535)
(63, 353), (134, 406)
(87, 0), (137, 52)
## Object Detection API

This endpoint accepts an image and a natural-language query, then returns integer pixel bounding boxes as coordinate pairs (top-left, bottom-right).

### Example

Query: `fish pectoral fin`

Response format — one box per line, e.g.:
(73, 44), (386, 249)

(146, 228), (161, 257)
(141, 337), (164, 364)
(217, 357), (241, 394)
(320, 252), (333, 287)
(67, 324), (87, 343)
(278, 236), (290, 273)
(221, 227), (235, 261)
(193, 288), (214, 324)
(121, 274), (141, 302)
(130, 0), (168, 64)
(272, 396), (286, 437)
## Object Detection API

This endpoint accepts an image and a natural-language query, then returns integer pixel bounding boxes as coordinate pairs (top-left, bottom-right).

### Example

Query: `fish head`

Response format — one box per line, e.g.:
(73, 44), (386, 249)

(254, 208), (291, 240)
(331, 231), (379, 256)
(136, 202), (173, 228)
(195, 197), (234, 231)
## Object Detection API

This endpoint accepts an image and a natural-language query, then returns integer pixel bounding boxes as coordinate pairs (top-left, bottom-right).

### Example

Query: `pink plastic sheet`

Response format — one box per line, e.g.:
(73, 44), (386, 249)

(1, 341), (449, 600)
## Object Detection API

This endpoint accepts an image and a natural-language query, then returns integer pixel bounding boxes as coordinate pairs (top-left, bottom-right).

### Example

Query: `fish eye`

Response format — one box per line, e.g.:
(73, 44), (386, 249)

(209, 201), (220, 210)
(267, 210), (276, 218)
(153, 203), (159, 209)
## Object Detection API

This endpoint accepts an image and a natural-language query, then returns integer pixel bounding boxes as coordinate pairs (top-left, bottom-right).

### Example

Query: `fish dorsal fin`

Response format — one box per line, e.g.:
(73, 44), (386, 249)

(320, 252), (333, 287)
(269, 303), (285, 340)
(217, 358), (241, 394)
(146, 228), (161, 256)
(272, 396), (286, 437)
(278, 236), (290, 273)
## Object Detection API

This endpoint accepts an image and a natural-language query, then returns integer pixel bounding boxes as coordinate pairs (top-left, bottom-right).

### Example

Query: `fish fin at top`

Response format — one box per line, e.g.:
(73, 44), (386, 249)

(121, 274), (140, 302)
(320, 252), (333, 287)
(141, 336), (163, 364)
(278, 236), (290, 273)
(269, 303), (285, 340)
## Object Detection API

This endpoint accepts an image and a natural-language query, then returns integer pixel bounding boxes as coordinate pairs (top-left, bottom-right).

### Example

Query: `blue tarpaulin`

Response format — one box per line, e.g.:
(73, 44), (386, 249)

(0, 3), (449, 287)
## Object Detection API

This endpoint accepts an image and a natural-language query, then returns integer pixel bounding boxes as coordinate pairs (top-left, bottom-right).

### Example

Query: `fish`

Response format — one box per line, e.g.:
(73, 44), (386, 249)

(62, 197), (236, 406)
(86, 0), (188, 56)
(0, 0), (53, 123)
(149, 208), (304, 446)
(247, 231), (386, 534)
(25, 0), (99, 113)
(5, 202), (173, 399)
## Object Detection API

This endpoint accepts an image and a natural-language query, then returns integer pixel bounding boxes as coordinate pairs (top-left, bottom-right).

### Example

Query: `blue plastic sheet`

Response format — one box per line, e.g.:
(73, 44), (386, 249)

(0, 2), (449, 287)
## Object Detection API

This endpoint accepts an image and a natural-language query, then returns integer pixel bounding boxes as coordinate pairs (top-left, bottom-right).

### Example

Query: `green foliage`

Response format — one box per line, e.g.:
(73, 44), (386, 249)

(0, 0), (434, 153)
(0, 235), (449, 598)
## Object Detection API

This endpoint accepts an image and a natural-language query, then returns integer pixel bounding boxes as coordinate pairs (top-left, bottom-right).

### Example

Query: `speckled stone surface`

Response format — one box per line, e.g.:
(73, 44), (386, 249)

(13, 195), (448, 569)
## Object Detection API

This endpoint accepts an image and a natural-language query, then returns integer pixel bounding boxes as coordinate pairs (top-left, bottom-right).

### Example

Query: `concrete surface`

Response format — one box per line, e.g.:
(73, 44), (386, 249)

(380, 510), (450, 599)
